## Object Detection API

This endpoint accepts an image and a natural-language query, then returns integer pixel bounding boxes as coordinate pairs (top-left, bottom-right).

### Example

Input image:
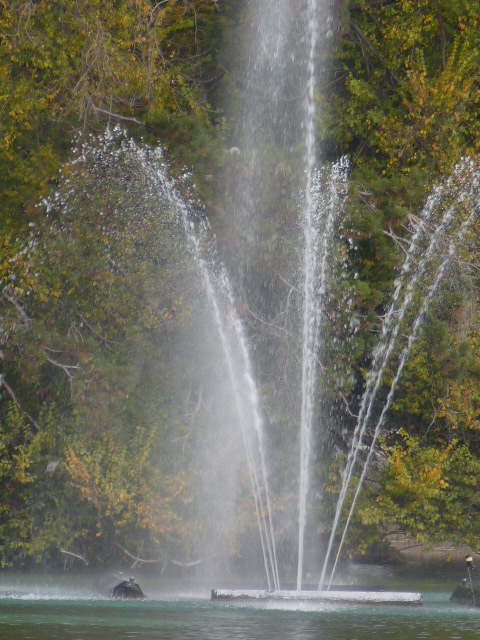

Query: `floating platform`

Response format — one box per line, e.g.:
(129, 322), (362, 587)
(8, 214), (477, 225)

(211, 588), (423, 606)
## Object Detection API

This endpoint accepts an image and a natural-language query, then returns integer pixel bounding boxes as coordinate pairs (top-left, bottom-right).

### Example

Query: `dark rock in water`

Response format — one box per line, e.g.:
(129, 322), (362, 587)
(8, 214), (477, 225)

(112, 577), (145, 600)
(450, 584), (480, 607)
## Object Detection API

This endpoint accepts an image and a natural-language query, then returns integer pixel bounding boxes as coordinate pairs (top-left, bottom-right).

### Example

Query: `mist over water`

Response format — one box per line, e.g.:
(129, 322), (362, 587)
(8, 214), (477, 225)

(2, 596), (480, 640)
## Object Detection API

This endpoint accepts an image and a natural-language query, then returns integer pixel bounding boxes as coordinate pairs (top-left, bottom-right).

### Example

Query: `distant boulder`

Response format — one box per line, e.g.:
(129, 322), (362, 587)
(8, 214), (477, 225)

(112, 577), (145, 600)
(450, 583), (480, 607)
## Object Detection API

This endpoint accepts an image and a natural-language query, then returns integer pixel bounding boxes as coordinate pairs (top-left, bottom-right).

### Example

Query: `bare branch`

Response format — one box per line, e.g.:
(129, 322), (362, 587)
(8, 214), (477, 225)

(0, 374), (41, 431)
(396, 543), (423, 552)
(116, 543), (164, 569)
(91, 103), (145, 126)
(339, 392), (358, 418)
(383, 227), (411, 257)
(350, 23), (399, 84)
(1, 290), (32, 327)
(46, 356), (82, 380)
(170, 558), (212, 568)
(116, 543), (218, 572)
(407, 212), (428, 232)
(79, 315), (115, 350)
(59, 547), (89, 566)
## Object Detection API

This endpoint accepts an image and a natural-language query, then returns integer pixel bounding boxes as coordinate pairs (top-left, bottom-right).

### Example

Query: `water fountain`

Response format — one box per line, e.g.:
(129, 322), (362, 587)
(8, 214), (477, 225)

(40, 0), (480, 609)
(319, 158), (480, 590)
(215, 0), (480, 606)
(212, 157), (480, 605)
(44, 128), (280, 590)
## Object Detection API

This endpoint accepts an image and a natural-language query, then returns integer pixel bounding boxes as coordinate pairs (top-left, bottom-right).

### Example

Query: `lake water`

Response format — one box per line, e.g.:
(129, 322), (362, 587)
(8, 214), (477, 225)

(0, 571), (479, 639)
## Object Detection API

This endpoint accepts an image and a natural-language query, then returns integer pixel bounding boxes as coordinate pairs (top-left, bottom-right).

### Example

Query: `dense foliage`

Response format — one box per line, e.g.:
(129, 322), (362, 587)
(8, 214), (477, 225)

(2, 0), (480, 574)
(321, 0), (480, 558)
(0, 0), (227, 570)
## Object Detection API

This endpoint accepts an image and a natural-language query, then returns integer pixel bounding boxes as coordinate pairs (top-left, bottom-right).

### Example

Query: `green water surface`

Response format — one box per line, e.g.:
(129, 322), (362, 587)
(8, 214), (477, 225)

(0, 593), (479, 640)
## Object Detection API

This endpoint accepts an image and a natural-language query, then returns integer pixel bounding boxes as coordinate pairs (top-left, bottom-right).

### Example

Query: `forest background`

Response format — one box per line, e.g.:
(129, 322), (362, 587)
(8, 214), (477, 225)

(1, 0), (480, 574)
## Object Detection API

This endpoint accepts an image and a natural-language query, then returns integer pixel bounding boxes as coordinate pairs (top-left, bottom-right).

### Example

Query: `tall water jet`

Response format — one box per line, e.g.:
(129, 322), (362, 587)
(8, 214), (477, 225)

(297, 159), (348, 589)
(224, 0), (340, 588)
(296, 0), (322, 592)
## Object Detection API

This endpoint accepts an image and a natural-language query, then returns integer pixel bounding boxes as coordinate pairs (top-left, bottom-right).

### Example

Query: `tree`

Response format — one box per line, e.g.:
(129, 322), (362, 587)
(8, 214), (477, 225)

(0, 0), (223, 228)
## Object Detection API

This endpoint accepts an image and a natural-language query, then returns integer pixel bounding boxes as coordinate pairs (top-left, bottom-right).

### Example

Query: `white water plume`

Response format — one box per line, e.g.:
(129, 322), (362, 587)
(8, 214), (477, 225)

(146, 145), (281, 590)
(319, 157), (480, 589)
(297, 0), (320, 591)
(228, 0), (342, 588)
(297, 157), (349, 590)
(45, 127), (280, 589)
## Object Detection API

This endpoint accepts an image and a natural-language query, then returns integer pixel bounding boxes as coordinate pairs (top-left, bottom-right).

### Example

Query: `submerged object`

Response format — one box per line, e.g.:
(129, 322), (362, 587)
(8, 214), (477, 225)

(112, 577), (145, 600)
(450, 582), (480, 607)
(211, 588), (422, 606)
(451, 558), (480, 607)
